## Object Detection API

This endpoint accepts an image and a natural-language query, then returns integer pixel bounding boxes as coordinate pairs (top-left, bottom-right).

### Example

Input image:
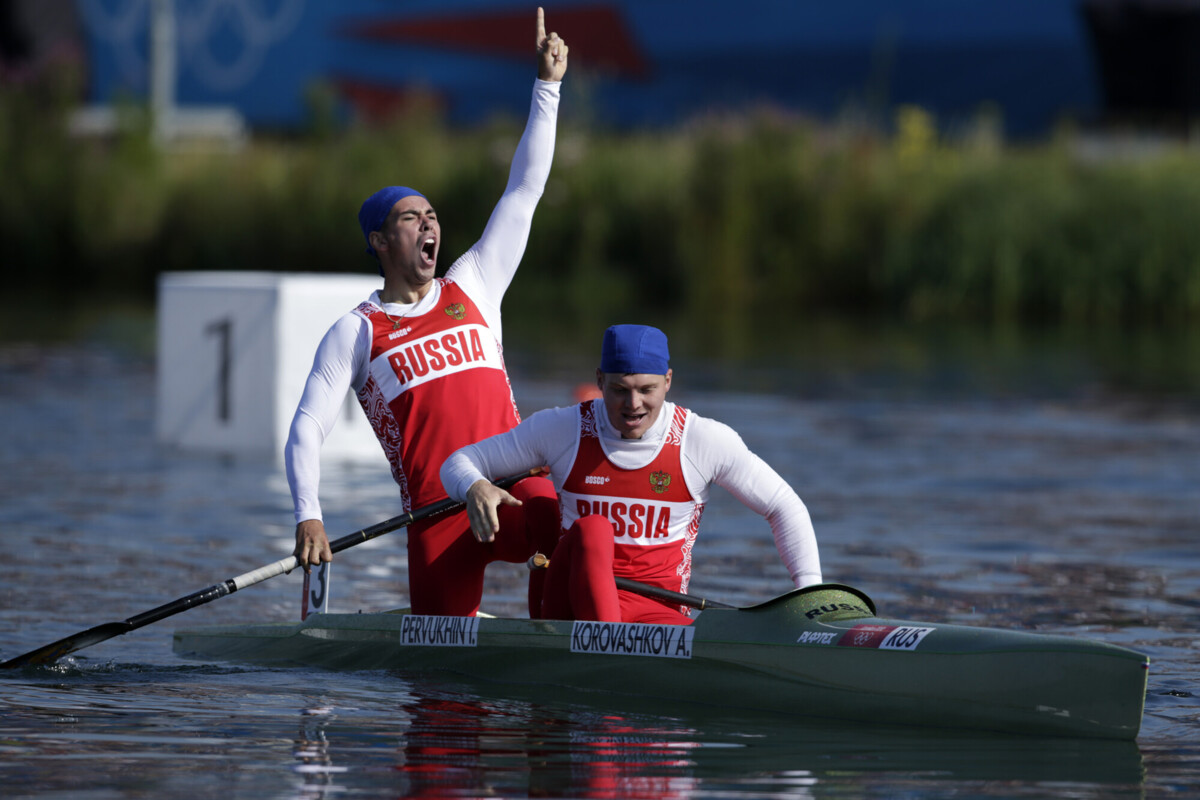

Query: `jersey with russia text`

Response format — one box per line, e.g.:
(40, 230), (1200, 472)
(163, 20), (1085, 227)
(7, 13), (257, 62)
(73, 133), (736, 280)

(354, 279), (521, 511)
(559, 402), (705, 599)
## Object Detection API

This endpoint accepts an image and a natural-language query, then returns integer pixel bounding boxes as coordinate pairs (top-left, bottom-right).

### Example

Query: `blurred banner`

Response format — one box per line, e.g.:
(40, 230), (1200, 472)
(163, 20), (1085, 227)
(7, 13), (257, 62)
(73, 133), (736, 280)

(5, 1), (1198, 135)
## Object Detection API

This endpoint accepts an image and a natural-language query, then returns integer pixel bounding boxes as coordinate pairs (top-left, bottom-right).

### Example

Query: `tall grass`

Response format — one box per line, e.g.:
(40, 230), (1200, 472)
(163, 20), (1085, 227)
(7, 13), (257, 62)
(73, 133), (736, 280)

(4, 71), (1200, 350)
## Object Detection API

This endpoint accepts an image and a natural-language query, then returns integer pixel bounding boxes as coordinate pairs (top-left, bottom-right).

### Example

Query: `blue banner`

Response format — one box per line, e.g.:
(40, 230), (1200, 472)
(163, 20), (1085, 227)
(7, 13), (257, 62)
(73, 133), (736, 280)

(72, 0), (1100, 135)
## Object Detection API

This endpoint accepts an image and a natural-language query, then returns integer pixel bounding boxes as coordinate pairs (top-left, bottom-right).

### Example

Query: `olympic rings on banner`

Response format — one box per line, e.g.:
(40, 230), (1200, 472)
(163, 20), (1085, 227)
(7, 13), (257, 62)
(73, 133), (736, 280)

(79, 0), (304, 92)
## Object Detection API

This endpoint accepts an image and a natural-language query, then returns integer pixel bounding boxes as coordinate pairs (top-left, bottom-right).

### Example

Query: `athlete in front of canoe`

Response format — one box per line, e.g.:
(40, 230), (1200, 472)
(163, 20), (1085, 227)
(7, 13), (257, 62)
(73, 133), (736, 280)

(440, 324), (822, 624)
(286, 8), (568, 617)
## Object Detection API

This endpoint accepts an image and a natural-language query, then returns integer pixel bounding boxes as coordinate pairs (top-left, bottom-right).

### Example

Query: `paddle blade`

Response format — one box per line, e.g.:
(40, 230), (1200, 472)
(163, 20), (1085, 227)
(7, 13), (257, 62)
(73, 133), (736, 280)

(2, 470), (540, 668)
(0, 622), (132, 670)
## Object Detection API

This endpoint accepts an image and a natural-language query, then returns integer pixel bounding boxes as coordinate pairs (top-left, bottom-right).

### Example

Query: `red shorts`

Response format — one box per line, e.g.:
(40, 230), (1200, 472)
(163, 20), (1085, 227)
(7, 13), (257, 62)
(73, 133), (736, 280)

(406, 476), (559, 617)
(540, 514), (692, 625)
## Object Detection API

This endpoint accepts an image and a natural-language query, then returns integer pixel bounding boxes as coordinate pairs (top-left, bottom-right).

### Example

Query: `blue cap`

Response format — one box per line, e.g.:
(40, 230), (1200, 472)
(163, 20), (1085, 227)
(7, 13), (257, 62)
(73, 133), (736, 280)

(358, 186), (425, 257)
(600, 325), (670, 375)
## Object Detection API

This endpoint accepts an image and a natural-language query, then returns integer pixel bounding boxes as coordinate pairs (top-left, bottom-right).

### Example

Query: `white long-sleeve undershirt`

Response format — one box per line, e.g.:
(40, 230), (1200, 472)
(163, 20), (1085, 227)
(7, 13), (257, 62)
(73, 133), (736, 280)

(285, 80), (562, 525)
(440, 400), (823, 588)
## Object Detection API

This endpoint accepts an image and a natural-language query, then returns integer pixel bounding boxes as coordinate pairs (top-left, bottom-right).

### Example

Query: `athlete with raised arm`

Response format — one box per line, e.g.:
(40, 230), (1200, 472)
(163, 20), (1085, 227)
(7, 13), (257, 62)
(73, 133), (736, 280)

(286, 8), (568, 617)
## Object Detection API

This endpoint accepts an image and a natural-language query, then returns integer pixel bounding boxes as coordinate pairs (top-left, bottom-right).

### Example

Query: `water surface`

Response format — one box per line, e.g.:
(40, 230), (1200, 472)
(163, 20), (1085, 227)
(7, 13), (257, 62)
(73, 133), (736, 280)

(0, 340), (1196, 798)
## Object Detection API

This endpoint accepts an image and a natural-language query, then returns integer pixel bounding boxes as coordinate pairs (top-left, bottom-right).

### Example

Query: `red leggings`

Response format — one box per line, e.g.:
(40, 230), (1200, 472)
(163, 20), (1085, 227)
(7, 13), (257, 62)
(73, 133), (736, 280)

(406, 476), (560, 617)
(540, 514), (693, 625)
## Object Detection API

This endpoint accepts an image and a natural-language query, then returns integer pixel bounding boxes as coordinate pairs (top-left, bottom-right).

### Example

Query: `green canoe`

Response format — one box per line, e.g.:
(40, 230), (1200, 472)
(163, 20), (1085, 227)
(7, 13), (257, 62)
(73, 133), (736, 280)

(172, 583), (1148, 740)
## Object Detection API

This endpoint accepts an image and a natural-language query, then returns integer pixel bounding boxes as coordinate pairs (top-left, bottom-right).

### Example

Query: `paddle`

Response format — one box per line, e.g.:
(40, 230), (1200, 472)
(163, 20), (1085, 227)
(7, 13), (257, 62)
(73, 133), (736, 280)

(527, 552), (733, 611)
(1, 470), (539, 670)
(614, 577), (876, 616)
(527, 553), (875, 615)
(614, 576), (735, 610)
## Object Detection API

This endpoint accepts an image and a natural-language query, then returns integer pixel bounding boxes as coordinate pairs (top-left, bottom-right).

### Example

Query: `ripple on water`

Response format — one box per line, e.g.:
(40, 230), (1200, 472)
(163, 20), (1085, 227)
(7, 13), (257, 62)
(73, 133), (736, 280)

(2, 346), (1198, 796)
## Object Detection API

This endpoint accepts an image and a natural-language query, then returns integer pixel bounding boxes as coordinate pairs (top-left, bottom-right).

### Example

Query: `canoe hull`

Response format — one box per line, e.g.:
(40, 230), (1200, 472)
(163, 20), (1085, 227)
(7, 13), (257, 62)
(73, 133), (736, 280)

(173, 585), (1148, 740)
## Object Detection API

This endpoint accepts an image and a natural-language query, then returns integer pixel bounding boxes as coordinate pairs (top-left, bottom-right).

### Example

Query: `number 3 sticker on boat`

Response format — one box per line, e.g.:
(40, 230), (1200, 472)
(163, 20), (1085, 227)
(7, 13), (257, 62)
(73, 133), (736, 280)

(301, 563), (331, 621)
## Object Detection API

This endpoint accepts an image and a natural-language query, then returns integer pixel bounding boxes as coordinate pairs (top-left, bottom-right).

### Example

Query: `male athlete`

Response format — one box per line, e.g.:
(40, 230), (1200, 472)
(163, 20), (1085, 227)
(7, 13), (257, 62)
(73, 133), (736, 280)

(440, 324), (823, 624)
(286, 8), (567, 617)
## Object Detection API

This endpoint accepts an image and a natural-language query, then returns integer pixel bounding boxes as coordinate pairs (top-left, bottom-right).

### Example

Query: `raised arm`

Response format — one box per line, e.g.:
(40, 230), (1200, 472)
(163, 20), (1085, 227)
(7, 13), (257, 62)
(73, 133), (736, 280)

(536, 6), (569, 82)
(445, 8), (568, 322)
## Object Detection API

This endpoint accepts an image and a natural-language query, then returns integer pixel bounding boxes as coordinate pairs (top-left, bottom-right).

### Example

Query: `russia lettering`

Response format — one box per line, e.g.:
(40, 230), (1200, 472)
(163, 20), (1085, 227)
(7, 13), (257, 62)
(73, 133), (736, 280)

(570, 621), (694, 659)
(574, 498), (672, 540)
(389, 329), (490, 385)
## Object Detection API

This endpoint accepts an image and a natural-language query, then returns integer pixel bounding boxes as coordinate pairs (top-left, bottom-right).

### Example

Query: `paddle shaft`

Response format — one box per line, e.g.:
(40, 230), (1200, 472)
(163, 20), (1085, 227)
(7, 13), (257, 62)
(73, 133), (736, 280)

(526, 552), (735, 611)
(615, 577), (735, 611)
(1, 471), (537, 669)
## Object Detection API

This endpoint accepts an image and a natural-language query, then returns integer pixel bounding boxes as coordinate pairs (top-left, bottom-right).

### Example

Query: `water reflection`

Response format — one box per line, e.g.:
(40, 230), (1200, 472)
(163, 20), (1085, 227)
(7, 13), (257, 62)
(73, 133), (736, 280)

(292, 707), (345, 796)
(282, 676), (1146, 799)
(290, 689), (708, 799)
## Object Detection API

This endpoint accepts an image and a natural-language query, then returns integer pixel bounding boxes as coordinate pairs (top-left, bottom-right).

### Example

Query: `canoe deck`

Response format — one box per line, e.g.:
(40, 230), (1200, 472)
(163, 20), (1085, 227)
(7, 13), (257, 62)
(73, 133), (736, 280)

(173, 584), (1148, 740)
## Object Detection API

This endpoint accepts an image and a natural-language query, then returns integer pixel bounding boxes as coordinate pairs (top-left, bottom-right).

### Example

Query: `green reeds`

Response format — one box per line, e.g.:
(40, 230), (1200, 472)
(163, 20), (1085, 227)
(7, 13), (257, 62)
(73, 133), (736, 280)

(4, 73), (1200, 345)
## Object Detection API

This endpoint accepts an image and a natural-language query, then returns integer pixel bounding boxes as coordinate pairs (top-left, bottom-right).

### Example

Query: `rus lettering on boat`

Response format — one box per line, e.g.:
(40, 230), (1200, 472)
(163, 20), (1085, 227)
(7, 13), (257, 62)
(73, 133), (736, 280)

(879, 626), (934, 651)
(399, 615), (480, 647)
(836, 624), (935, 650)
(574, 499), (671, 539)
(570, 621), (694, 659)
(804, 602), (872, 620)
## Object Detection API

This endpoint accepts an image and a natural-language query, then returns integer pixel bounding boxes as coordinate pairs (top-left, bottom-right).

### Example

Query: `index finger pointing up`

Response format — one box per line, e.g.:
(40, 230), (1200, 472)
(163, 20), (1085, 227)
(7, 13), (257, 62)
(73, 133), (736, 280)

(537, 6), (546, 47)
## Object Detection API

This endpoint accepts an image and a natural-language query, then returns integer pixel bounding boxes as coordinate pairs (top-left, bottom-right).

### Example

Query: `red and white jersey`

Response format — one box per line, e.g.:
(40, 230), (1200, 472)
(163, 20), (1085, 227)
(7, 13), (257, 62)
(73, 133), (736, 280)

(441, 398), (824, 590)
(354, 279), (520, 511)
(285, 80), (560, 525)
(559, 402), (705, 595)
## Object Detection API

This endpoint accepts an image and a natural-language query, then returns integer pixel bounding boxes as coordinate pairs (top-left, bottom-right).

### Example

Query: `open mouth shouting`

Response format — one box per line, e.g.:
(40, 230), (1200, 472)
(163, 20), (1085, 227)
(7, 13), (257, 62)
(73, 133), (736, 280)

(420, 235), (438, 268)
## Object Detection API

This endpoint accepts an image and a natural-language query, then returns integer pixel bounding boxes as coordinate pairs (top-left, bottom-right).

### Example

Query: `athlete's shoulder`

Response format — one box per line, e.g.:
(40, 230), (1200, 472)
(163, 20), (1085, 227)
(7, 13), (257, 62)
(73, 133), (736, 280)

(524, 403), (582, 431)
(502, 403), (580, 463)
(333, 303), (375, 349)
(437, 275), (472, 300)
(350, 294), (382, 320)
(443, 255), (487, 299)
(681, 410), (747, 450)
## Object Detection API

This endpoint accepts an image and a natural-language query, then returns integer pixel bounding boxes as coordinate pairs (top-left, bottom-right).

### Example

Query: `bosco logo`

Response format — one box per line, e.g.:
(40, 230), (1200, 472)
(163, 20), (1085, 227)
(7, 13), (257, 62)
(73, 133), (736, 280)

(649, 470), (671, 494)
(444, 303), (466, 320)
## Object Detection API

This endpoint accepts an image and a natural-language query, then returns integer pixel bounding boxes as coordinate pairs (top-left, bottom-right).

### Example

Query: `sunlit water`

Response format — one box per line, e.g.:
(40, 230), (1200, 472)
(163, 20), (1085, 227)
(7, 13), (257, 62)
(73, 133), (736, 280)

(1, 342), (1196, 799)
